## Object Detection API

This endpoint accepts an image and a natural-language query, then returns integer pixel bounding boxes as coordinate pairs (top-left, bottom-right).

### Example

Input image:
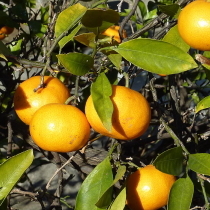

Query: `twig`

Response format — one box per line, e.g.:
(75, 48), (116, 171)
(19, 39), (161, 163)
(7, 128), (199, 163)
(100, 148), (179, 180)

(7, 119), (13, 158)
(119, 0), (140, 39)
(197, 175), (210, 209)
(73, 76), (80, 105)
(11, 188), (38, 199)
(46, 151), (79, 189)
(149, 77), (190, 154)
(50, 152), (63, 209)
(128, 13), (168, 40)
(197, 174), (210, 183)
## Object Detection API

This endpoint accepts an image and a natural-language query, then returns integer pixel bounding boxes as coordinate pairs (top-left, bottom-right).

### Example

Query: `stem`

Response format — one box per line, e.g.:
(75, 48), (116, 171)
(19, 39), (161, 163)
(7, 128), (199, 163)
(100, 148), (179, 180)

(65, 95), (77, 105)
(150, 77), (190, 155)
(46, 151), (79, 190)
(73, 76), (80, 105)
(197, 175), (210, 209)
(123, 72), (129, 88)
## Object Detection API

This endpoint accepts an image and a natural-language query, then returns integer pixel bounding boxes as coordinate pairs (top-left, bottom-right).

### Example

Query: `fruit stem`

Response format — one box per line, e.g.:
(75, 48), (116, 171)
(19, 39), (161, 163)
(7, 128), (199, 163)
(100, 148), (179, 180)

(123, 72), (129, 88)
(73, 76), (80, 105)
(65, 95), (77, 105)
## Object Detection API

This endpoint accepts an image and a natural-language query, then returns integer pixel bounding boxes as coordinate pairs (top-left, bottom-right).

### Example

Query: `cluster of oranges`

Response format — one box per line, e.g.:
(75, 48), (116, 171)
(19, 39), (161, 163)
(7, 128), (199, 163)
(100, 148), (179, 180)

(0, 26), (14, 40)
(13, 75), (175, 210)
(13, 75), (151, 152)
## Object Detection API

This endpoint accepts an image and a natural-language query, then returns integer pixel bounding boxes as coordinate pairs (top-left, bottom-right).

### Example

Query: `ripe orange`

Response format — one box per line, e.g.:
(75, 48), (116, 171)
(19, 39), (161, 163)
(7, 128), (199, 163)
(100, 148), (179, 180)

(85, 85), (151, 140)
(101, 25), (127, 43)
(178, 0), (210, 51)
(126, 165), (176, 210)
(0, 26), (14, 35)
(29, 103), (90, 152)
(14, 76), (70, 125)
(0, 33), (6, 40)
(158, 74), (167, 76)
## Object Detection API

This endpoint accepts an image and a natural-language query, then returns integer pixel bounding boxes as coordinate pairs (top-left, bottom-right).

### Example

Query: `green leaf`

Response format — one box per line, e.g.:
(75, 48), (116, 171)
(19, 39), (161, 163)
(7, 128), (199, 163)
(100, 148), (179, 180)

(107, 54), (122, 70)
(168, 177), (193, 210)
(188, 153), (210, 175)
(74, 32), (96, 48)
(75, 157), (113, 210)
(108, 187), (126, 210)
(111, 38), (197, 75)
(0, 41), (12, 60)
(81, 9), (120, 28)
(57, 53), (93, 76)
(138, 1), (147, 20)
(153, 147), (184, 176)
(0, 150), (34, 205)
(195, 96), (210, 113)
(158, 4), (179, 17)
(113, 165), (126, 184)
(91, 73), (113, 131)
(59, 24), (82, 50)
(162, 25), (190, 52)
(96, 165), (126, 208)
(9, 39), (23, 55)
(55, 3), (87, 38)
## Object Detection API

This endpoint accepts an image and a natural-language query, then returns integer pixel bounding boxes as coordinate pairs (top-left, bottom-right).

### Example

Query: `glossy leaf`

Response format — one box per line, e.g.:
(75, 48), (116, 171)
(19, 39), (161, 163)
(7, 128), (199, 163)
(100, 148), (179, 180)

(81, 9), (120, 28)
(74, 32), (96, 48)
(0, 150), (34, 205)
(162, 25), (190, 52)
(55, 3), (87, 38)
(188, 153), (210, 175)
(96, 165), (126, 208)
(59, 24), (82, 50)
(158, 4), (179, 17)
(108, 187), (126, 210)
(57, 53), (93, 76)
(0, 41), (11, 60)
(153, 147), (184, 176)
(168, 177), (193, 210)
(138, 1), (147, 19)
(91, 73), (113, 131)
(108, 54), (122, 70)
(195, 96), (210, 113)
(9, 39), (23, 55)
(113, 165), (126, 184)
(75, 157), (113, 210)
(111, 38), (197, 75)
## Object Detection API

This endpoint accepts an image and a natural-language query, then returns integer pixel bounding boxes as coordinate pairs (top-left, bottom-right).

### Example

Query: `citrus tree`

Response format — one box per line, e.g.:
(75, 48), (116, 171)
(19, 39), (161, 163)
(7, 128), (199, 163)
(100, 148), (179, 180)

(1, 0), (210, 209)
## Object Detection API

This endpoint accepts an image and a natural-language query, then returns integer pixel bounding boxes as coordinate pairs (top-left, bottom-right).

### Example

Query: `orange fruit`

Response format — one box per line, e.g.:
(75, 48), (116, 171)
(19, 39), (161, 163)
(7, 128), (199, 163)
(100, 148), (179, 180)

(101, 25), (127, 43)
(29, 103), (90, 152)
(178, 0), (210, 51)
(0, 33), (6, 40)
(126, 165), (176, 210)
(85, 85), (151, 140)
(14, 76), (70, 125)
(0, 26), (14, 35)
(158, 74), (167, 76)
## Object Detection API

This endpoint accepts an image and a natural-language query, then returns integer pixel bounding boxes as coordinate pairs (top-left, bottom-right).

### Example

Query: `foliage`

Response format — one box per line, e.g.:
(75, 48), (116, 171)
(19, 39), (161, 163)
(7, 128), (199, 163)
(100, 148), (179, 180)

(1, 0), (210, 209)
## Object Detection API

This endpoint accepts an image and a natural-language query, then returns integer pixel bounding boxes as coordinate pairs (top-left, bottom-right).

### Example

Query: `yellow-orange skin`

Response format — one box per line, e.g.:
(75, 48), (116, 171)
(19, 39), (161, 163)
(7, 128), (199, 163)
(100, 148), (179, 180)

(178, 0), (210, 51)
(101, 25), (127, 43)
(158, 74), (167, 76)
(14, 76), (70, 125)
(126, 165), (176, 210)
(29, 103), (90, 153)
(85, 85), (151, 140)
(0, 26), (14, 34)
(0, 33), (6, 40)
